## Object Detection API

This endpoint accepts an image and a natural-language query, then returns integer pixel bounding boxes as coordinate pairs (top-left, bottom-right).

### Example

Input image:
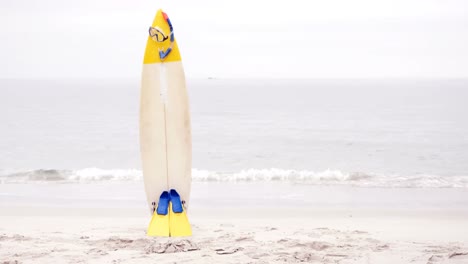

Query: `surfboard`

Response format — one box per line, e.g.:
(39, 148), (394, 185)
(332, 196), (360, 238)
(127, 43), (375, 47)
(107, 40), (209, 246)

(140, 9), (192, 214)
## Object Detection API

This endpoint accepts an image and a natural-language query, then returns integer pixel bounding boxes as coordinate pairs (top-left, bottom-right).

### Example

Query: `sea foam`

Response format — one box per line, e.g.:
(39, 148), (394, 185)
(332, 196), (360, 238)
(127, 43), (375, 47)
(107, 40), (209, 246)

(1, 168), (467, 188)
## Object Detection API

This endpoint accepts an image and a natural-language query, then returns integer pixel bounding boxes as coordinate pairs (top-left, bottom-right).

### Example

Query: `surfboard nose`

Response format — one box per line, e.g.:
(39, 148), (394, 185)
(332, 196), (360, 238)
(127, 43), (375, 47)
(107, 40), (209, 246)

(152, 9), (167, 28)
(144, 9), (181, 63)
(155, 9), (164, 21)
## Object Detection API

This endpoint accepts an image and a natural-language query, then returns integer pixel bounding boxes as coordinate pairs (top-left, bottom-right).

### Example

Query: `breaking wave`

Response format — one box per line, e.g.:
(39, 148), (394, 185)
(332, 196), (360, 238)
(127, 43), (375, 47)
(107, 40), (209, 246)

(0, 168), (467, 188)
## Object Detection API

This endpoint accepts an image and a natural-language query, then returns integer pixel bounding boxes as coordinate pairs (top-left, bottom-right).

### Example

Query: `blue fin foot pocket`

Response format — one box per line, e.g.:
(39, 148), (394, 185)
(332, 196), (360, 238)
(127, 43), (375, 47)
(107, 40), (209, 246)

(157, 191), (170, 215)
(169, 189), (184, 213)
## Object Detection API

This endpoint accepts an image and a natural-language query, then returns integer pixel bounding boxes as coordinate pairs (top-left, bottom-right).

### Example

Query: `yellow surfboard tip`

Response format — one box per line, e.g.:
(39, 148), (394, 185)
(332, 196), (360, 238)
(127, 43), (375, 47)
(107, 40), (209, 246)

(143, 8), (182, 64)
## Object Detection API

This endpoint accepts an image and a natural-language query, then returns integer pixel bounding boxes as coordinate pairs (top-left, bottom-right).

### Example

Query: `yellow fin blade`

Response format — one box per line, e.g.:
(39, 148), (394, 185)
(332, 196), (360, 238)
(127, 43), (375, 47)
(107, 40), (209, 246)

(169, 202), (192, 237)
(147, 211), (170, 237)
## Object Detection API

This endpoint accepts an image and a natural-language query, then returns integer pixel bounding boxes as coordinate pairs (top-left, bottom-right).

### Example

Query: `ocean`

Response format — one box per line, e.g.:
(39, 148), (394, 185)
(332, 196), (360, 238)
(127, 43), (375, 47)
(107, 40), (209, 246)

(1, 78), (468, 188)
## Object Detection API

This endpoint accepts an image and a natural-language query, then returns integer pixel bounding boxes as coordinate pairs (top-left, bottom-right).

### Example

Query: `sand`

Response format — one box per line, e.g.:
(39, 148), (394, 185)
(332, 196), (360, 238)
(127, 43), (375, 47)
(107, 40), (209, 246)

(1, 183), (468, 263)
(1, 207), (468, 264)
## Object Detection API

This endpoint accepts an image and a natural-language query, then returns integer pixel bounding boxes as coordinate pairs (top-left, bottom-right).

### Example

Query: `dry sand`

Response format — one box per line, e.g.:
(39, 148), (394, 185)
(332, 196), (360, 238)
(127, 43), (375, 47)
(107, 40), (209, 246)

(1, 206), (468, 264)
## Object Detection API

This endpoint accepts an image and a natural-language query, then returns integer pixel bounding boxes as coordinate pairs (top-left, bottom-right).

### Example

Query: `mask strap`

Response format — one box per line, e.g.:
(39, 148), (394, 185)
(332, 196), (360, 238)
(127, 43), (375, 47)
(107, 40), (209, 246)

(158, 12), (174, 61)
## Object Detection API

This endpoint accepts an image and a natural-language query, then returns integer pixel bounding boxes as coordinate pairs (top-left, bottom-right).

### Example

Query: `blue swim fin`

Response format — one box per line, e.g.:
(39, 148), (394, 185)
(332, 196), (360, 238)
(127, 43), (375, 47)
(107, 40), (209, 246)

(169, 189), (192, 237)
(147, 191), (170, 237)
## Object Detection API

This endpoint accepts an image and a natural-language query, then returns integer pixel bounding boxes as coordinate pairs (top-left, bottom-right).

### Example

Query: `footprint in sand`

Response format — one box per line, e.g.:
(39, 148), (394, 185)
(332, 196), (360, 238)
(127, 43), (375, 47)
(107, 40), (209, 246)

(87, 248), (109, 256)
(235, 236), (254, 242)
(0, 235), (31, 242)
(145, 240), (199, 254)
(215, 247), (243, 255)
(427, 254), (445, 263)
(287, 240), (332, 251)
(306, 241), (332, 251)
(293, 252), (321, 262)
(246, 252), (270, 259)
(449, 252), (468, 260)
(426, 252), (468, 263)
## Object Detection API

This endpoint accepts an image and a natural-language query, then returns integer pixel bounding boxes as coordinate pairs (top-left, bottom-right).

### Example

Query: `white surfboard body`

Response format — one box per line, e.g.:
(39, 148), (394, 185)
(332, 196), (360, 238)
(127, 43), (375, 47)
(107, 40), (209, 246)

(140, 9), (191, 214)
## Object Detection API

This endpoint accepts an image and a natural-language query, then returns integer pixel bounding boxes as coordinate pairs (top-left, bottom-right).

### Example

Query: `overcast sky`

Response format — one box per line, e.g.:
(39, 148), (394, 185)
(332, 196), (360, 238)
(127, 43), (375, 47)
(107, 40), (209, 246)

(1, 0), (467, 79)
